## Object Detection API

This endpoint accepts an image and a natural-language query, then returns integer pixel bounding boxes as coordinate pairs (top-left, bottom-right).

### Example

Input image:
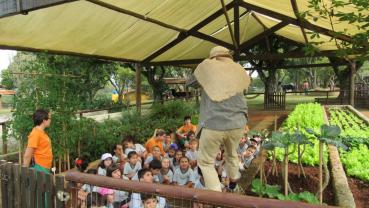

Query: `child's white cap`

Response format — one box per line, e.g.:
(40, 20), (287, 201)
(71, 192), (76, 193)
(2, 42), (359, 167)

(101, 153), (113, 161)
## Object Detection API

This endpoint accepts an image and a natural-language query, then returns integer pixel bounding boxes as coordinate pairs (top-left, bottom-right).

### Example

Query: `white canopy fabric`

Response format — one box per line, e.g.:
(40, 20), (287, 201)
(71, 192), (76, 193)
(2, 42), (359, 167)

(0, 0), (366, 63)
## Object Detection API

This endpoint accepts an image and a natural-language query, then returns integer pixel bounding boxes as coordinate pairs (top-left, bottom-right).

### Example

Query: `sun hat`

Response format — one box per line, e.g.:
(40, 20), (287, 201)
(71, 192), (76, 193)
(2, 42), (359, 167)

(101, 153), (113, 161)
(194, 46), (251, 102)
(209, 46), (233, 59)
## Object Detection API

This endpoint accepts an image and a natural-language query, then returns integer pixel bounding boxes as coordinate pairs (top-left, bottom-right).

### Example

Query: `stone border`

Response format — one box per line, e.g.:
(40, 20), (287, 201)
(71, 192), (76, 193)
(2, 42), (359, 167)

(323, 105), (356, 208)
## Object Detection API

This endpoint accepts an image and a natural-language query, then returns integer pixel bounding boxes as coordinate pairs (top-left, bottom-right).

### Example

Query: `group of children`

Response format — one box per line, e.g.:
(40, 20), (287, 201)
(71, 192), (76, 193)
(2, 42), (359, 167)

(76, 116), (262, 208)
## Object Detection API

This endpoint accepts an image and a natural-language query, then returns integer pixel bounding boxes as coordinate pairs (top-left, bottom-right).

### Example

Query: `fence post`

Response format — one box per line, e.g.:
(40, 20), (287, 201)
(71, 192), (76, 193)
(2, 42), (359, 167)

(6, 162), (13, 208)
(68, 181), (78, 208)
(37, 171), (46, 208)
(21, 166), (29, 208)
(13, 164), (21, 208)
(29, 168), (37, 208)
(55, 175), (65, 208)
(0, 160), (8, 208)
(45, 173), (54, 208)
(1, 123), (7, 155)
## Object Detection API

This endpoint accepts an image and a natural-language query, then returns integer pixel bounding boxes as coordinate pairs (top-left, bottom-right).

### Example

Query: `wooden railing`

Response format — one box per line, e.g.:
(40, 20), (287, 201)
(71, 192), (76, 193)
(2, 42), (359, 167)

(0, 160), (67, 208)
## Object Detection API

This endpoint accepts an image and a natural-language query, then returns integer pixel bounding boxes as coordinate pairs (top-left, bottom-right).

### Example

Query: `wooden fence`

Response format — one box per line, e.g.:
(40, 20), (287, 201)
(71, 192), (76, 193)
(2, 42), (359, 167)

(0, 160), (66, 208)
(264, 92), (286, 110)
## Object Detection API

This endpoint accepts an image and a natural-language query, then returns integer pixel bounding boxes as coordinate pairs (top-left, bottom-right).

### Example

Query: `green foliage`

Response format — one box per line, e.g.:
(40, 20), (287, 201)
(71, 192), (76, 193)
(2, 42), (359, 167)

(251, 179), (319, 204)
(306, 124), (348, 151)
(340, 144), (369, 182)
(328, 107), (369, 148)
(303, 0), (369, 61)
(274, 103), (326, 166)
(0, 68), (15, 89)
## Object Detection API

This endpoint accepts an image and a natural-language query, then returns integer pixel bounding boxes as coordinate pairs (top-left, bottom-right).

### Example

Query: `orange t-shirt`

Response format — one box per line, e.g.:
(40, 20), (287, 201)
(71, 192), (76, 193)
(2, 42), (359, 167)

(145, 137), (165, 156)
(27, 128), (53, 169)
(177, 124), (197, 134)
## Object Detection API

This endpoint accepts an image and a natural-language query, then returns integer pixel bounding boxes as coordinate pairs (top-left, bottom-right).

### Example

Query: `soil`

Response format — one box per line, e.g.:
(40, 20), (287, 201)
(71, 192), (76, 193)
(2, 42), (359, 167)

(347, 177), (369, 208)
(244, 160), (369, 208)
(244, 160), (335, 205)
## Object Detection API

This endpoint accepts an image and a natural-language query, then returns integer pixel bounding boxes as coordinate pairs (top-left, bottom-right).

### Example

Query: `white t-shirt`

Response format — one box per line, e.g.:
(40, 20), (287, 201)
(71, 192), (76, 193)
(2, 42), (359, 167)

(123, 162), (142, 176)
(173, 167), (195, 186)
(97, 167), (107, 176)
(185, 150), (198, 161)
(144, 156), (162, 166)
(129, 193), (166, 208)
(158, 169), (173, 184)
(125, 144), (146, 155)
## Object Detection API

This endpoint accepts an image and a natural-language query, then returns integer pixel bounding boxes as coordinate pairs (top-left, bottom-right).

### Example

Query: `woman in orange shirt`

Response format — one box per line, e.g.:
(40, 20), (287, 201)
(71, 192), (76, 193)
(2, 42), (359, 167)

(23, 109), (53, 173)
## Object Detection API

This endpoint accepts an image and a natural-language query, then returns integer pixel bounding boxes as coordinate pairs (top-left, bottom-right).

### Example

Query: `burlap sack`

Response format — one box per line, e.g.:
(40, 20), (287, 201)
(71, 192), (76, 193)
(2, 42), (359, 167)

(194, 57), (250, 102)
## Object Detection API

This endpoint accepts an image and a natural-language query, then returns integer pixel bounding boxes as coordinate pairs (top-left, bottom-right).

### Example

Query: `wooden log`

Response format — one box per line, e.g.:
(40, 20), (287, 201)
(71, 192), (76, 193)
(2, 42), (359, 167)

(13, 164), (21, 208)
(45, 173), (54, 208)
(21, 166), (29, 208)
(37, 171), (46, 208)
(0, 160), (8, 208)
(55, 175), (65, 208)
(29, 168), (37, 208)
(6, 162), (13, 208)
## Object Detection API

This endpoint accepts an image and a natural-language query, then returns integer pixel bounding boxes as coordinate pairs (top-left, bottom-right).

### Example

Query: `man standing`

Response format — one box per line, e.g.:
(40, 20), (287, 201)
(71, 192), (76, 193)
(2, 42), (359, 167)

(23, 109), (53, 173)
(187, 46), (250, 192)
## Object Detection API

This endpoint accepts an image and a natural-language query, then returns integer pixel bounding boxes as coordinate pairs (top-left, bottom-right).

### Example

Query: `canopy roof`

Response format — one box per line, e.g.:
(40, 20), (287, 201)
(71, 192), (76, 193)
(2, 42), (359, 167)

(0, 0), (365, 65)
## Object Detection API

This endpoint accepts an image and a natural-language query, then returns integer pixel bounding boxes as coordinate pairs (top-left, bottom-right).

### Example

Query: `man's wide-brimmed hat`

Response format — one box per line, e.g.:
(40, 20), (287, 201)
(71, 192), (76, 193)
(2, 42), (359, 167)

(194, 46), (250, 102)
(209, 46), (232, 59)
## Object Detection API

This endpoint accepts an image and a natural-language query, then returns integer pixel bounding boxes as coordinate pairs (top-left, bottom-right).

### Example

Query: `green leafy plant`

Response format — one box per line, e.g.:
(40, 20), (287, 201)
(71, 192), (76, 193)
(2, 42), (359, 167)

(251, 179), (319, 204)
(306, 124), (347, 204)
(341, 144), (369, 181)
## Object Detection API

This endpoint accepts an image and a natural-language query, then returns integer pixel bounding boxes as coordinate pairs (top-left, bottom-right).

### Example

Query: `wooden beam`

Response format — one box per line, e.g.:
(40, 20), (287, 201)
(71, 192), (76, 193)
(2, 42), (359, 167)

(148, 50), (348, 66)
(239, 1), (353, 43)
(290, 0), (309, 44)
(244, 62), (347, 70)
(0, 0), (76, 19)
(239, 21), (289, 51)
(234, 0), (240, 61)
(251, 12), (267, 30)
(191, 31), (233, 49)
(143, 1), (235, 62)
(0, 44), (138, 63)
(135, 64), (142, 114)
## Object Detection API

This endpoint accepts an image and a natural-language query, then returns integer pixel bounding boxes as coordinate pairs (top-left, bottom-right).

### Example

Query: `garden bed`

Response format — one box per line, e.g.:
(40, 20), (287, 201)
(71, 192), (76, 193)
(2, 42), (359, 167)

(246, 160), (369, 207)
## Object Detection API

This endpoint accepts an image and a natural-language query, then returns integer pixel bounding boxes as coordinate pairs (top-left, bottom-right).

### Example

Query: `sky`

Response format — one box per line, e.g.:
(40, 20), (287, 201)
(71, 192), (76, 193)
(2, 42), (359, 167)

(0, 50), (16, 72)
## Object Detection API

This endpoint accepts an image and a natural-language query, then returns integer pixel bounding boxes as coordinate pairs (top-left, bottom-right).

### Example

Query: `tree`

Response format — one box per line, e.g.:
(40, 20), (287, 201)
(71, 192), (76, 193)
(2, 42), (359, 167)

(302, 0), (369, 104)
(1, 68), (15, 89)
(109, 65), (135, 104)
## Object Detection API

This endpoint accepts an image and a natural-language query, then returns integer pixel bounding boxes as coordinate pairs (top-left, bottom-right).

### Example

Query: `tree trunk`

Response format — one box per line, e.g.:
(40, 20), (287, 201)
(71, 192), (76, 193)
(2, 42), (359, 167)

(349, 61), (356, 106)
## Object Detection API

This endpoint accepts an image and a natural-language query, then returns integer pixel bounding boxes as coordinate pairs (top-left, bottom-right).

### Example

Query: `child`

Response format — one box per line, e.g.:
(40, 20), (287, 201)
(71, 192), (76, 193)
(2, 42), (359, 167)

(249, 138), (260, 156)
(123, 136), (147, 159)
(124, 151), (142, 180)
(240, 145), (257, 171)
(237, 135), (249, 157)
(185, 139), (198, 169)
(112, 143), (126, 165)
(163, 130), (173, 152)
(158, 157), (173, 184)
(86, 192), (106, 208)
(144, 146), (162, 169)
(78, 169), (98, 208)
(99, 164), (130, 208)
(98, 153), (113, 176)
(149, 159), (162, 183)
(170, 150), (183, 171)
(130, 169), (166, 208)
(165, 144), (177, 159)
(214, 150), (224, 173)
(173, 157), (195, 187)
(74, 156), (89, 173)
(140, 193), (159, 208)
